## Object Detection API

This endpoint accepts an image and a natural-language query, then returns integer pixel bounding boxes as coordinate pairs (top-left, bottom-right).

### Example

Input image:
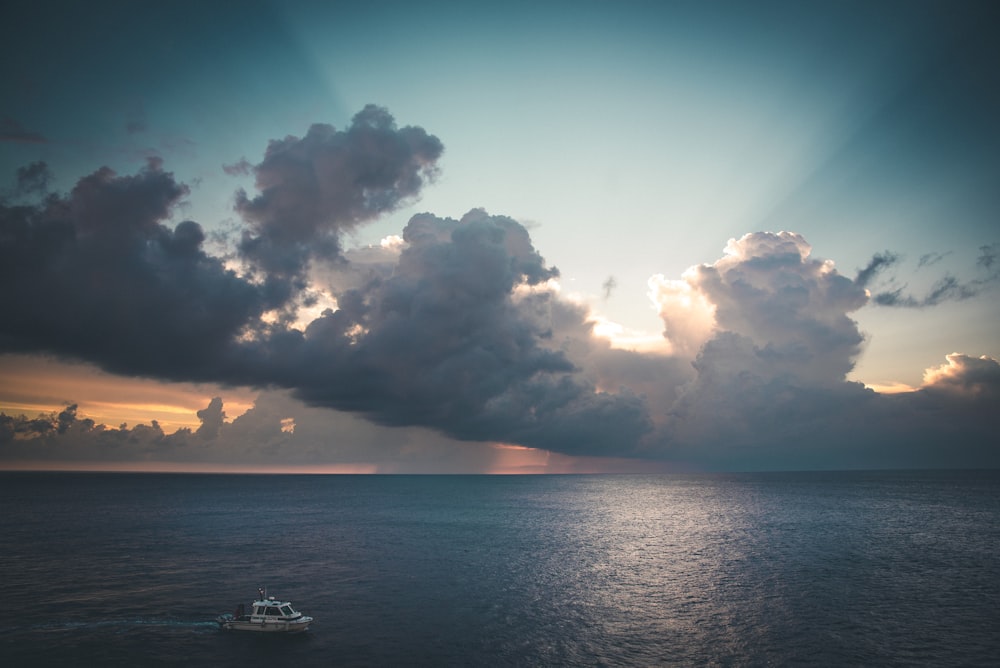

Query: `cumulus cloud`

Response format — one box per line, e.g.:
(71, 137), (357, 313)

(283, 209), (654, 457)
(235, 105), (443, 281)
(0, 158), (267, 381)
(644, 233), (998, 469)
(654, 232), (868, 382)
(648, 269), (717, 358)
(195, 397), (226, 439)
(921, 353), (1000, 398)
(1, 403), (170, 465)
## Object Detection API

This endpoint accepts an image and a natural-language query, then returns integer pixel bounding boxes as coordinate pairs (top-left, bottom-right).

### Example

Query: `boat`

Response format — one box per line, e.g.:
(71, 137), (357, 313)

(216, 588), (313, 633)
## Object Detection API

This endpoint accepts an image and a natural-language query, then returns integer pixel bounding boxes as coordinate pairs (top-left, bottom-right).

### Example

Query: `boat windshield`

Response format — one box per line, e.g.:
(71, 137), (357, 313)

(281, 605), (294, 615)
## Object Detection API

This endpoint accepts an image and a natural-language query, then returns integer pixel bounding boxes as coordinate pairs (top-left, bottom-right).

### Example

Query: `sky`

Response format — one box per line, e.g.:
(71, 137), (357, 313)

(1, 0), (998, 473)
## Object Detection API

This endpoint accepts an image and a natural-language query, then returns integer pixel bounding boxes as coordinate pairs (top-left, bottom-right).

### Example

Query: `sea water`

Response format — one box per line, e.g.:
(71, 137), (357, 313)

(2, 471), (998, 666)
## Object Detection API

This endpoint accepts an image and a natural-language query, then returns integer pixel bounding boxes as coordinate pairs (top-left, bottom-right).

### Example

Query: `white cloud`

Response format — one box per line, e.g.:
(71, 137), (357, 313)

(648, 268), (716, 357)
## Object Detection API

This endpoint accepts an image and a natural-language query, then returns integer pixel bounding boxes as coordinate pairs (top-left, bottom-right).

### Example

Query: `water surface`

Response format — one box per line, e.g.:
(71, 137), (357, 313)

(3, 471), (997, 666)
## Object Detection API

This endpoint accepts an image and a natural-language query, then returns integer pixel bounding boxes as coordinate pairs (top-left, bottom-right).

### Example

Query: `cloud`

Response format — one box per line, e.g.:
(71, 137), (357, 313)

(222, 159), (253, 176)
(872, 275), (978, 307)
(0, 158), (268, 381)
(0, 391), (517, 473)
(854, 251), (901, 288)
(125, 101), (147, 135)
(872, 355), (1000, 467)
(0, 144), (658, 461)
(602, 276), (617, 299)
(195, 397), (226, 439)
(0, 117), (46, 144)
(644, 233), (998, 469)
(662, 346), (1000, 471)
(1, 403), (171, 464)
(235, 105), (443, 281)
(917, 251), (950, 269)
(285, 209), (655, 457)
(661, 232), (868, 382)
(977, 243), (998, 273)
(861, 243), (999, 308)
(13, 161), (53, 197)
(921, 353), (1000, 398)
(1, 108), (997, 471)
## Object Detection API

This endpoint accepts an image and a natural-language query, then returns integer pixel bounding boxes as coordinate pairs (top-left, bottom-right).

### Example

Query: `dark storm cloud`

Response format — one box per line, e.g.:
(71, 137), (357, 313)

(0, 103), (444, 388)
(285, 210), (653, 456)
(0, 159), (267, 381)
(235, 105), (443, 279)
(0, 133), (655, 459)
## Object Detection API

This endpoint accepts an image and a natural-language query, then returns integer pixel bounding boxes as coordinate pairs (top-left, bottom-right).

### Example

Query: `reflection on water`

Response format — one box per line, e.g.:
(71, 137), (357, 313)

(3, 471), (998, 666)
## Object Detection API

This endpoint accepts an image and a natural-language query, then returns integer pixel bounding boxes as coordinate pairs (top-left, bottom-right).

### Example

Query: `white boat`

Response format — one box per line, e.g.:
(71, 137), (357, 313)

(216, 588), (313, 633)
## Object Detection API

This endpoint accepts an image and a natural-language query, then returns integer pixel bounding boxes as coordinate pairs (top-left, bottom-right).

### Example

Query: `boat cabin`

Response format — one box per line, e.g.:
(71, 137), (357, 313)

(253, 596), (299, 617)
(251, 597), (302, 620)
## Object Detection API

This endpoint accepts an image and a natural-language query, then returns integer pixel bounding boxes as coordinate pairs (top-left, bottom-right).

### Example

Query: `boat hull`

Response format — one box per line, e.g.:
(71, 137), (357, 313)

(216, 614), (313, 633)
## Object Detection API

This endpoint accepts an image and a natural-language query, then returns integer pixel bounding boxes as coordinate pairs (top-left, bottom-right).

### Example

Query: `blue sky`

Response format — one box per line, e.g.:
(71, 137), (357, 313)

(1, 1), (998, 472)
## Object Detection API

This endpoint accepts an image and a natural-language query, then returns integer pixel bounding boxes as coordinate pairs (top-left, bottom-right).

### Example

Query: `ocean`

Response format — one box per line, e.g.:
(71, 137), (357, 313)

(2, 471), (998, 666)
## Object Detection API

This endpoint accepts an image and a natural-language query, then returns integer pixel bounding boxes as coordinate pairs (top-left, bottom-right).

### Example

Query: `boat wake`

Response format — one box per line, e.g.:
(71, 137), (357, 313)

(28, 618), (220, 633)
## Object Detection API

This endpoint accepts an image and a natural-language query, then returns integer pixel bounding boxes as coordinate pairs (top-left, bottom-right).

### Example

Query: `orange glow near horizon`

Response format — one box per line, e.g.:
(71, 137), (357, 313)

(0, 460), (381, 474)
(0, 354), (256, 433)
(485, 443), (679, 474)
(0, 459), (675, 474)
(1, 447), (681, 475)
(863, 381), (917, 395)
